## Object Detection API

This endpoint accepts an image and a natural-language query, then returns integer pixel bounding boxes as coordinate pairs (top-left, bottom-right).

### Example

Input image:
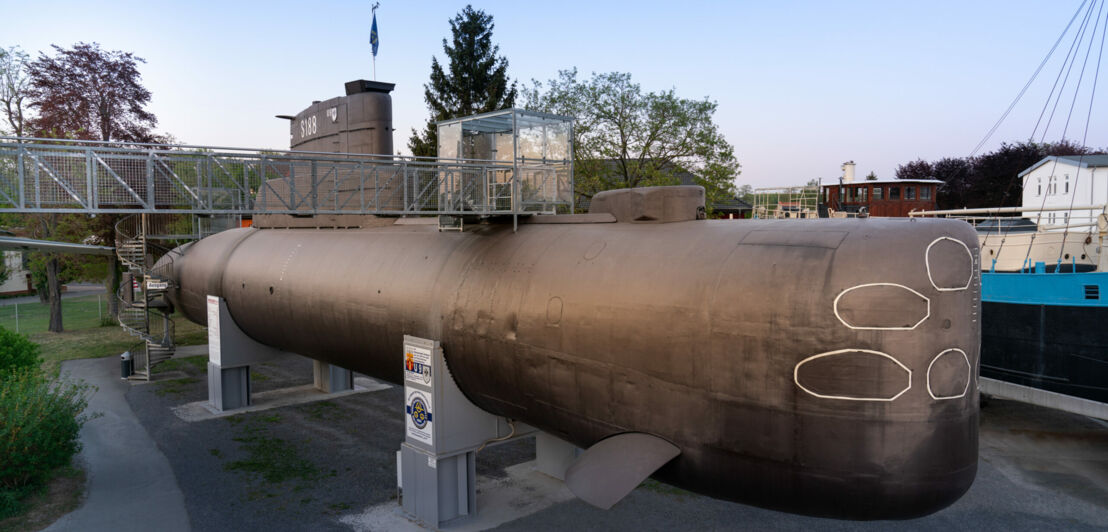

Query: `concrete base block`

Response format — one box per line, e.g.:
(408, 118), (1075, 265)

(313, 360), (354, 393)
(207, 363), (250, 411)
(399, 443), (476, 527)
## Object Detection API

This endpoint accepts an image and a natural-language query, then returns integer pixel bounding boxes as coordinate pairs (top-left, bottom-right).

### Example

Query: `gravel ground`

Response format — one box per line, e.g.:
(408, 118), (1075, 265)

(127, 352), (1108, 531)
(126, 353), (533, 531)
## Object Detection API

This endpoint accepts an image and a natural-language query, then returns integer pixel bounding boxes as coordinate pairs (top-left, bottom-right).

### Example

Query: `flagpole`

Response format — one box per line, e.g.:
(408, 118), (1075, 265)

(371, 2), (380, 81)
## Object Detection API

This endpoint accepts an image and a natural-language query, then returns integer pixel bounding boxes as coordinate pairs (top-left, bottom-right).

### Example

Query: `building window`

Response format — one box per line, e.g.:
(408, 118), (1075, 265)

(905, 187), (916, 200)
(890, 187), (900, 200)
(921, 186), (931, 200)
(1049, 176), (1057, 195)
(825, 188), (831, 203)
(873, 187), (883, 200)
(859, 187), (867, 202)
(1065, 174), (1070, 194)
(1037, 177), (1042, 196)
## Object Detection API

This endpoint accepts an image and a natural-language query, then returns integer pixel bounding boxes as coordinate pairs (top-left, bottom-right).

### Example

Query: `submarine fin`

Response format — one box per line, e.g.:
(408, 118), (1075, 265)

(564, 432), (680, 510)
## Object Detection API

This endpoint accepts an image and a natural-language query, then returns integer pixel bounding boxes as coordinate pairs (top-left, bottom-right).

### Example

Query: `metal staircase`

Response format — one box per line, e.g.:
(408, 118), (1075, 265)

(114, 213), (195, 379)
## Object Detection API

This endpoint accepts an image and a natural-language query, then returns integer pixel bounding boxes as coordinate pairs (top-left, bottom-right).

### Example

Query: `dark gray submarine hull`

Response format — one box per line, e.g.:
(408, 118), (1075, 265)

(165, 215), (980, 519)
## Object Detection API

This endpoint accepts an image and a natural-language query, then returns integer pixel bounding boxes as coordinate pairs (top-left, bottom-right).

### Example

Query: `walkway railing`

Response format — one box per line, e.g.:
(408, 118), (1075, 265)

(0, 137), (571, 216)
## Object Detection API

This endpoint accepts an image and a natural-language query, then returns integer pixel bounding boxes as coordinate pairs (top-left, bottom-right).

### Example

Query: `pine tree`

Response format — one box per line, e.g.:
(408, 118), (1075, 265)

(408, 5), (516, 157)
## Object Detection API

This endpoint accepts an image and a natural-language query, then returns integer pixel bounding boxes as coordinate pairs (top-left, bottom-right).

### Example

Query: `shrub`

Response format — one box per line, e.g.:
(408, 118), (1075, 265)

(0, 326), (41, 374)
(0, 369), (94, 519)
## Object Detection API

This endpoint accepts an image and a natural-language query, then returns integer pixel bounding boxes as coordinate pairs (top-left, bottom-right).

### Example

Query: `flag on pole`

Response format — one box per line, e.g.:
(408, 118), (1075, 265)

(370, 12), (379, 57)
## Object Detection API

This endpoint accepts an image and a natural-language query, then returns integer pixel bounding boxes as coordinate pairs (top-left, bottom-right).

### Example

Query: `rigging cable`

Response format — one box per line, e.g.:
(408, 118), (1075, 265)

(1058, 0), (1108, 267)
(1021, 0), (1105, 270)
(1033, 0), (1098, 143)
(972, 0), (1090, 157)
(989, 0), (1096, 265)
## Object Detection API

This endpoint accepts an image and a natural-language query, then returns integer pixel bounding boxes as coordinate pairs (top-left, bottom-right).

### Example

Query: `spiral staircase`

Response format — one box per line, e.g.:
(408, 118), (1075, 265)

(114, 213), (238, 379)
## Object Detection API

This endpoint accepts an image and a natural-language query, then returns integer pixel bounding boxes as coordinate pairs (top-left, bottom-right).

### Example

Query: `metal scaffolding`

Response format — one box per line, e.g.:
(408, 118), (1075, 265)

(751, 185), (820, 219)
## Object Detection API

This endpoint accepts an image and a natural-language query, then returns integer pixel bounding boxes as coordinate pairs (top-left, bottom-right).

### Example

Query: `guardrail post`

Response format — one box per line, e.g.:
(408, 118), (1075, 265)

(205, 154), (213, 210)
(374, 164), (382, 213)
(17, 144), (25, 208)
(33, 153), (40, 208)
(146, 151), (156, 209)
(86, 148), (95, 210)
(310, 159), (318, 213)
(259, 155), (267, 213)
(403, 163), (410, 214)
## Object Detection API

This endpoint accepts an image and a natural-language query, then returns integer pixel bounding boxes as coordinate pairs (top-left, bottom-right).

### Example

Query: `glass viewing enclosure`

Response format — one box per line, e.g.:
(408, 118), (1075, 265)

(437, 108), (574, 214)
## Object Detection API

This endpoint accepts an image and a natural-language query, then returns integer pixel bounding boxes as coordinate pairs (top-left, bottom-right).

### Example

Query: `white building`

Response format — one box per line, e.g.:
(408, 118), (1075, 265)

(0, 250), (31, 295)
(1020, 154), (1108, 228)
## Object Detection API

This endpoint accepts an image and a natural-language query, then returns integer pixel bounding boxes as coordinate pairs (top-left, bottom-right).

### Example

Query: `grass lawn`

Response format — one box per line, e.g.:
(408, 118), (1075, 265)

(32, 316), (207, 376)
(0, 294), (112, 335)
(0, 295), (209, 375)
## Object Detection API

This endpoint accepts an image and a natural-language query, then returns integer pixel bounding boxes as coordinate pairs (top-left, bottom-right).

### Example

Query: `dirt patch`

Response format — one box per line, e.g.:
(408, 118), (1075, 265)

(0, 465), (86, 532)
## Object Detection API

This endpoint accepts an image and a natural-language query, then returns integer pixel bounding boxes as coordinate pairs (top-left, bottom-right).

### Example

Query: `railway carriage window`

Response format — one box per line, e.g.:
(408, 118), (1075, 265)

(873, 187), (883, 200)
(921, 186), (931, 200)
(890, 187), (900, 200)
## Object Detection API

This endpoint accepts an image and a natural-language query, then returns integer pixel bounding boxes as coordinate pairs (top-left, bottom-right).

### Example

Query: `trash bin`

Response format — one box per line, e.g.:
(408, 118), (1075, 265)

(121, 351), (133, 379)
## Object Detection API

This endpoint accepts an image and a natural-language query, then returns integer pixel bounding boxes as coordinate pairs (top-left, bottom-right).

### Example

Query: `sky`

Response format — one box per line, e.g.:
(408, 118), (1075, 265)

(2, 0), (1106, 188)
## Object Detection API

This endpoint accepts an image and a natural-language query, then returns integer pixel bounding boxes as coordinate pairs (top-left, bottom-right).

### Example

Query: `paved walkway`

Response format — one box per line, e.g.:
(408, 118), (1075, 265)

(45, 355), (190, 532)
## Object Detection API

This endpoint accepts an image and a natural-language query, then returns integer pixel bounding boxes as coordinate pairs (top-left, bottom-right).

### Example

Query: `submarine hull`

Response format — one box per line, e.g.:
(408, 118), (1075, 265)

(165, 216), (981, 519)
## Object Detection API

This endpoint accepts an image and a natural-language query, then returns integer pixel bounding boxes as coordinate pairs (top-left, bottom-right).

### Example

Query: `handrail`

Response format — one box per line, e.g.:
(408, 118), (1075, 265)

(0, 136), (515, 166)
(1, 139), (571, 216)
(910, 204), (1106, 217)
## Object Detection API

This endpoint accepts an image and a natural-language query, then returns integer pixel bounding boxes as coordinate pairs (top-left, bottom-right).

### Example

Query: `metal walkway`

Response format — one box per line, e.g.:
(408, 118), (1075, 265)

(0, 136), (574, 376)
(0, 137), (572, 216)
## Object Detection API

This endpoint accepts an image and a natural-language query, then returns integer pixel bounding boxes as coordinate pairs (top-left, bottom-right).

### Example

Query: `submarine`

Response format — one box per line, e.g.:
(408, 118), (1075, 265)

(161, 185), (981, 519)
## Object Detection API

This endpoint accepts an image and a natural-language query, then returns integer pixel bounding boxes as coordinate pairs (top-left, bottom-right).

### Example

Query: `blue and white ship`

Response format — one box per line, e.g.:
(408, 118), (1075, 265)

(915, 156), (1108, 419)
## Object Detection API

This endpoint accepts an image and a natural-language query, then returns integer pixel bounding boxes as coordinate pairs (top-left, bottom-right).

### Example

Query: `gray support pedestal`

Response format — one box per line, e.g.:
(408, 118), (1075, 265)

(398, 335), (537, 528)
(400, 444), (477, 525)
(536, 432), (581, 481)
(313, 360), (354, 393)
(207, 363), (250, 410)
(204, 295), (356, 412)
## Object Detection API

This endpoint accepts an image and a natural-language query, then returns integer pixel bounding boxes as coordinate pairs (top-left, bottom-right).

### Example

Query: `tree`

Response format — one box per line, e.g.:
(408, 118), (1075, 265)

(0, 45), (30, 136)
(24, 42), (163, 326)
(27, 42), (158, 142)
(864, 171), (878, 181)
(896, 140), (1105, 209)
(932, 157), (974, 209)
(408, 6), (517, 157)
(895, 159), (932, 180)
(737, 184), (754, 202)
(524, 69), (740, 210)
